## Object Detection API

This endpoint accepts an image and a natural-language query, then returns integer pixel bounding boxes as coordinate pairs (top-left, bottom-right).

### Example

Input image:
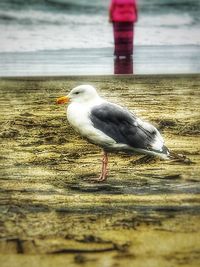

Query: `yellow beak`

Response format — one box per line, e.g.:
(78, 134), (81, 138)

(56, 96), (70, 104)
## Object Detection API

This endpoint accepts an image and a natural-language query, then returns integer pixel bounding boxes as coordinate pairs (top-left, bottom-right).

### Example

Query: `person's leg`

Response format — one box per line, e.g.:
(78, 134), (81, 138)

(125, 22), (134, 56)
(113, 22), (134, 57)
(113, 22), (120, 57)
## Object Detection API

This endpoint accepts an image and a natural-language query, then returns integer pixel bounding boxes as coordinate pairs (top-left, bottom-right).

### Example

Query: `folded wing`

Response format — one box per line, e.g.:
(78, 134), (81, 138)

(90, 102), (168, 155)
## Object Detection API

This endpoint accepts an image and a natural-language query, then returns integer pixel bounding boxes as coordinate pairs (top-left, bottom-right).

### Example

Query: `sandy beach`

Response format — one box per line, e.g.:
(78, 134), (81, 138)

(0, 74), (200, 267)
(1, 1), (200, 266)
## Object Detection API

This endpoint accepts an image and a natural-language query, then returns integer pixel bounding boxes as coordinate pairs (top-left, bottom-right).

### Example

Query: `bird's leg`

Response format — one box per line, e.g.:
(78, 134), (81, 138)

(98, 151), (108, 182)
(86, 151), (108, 183)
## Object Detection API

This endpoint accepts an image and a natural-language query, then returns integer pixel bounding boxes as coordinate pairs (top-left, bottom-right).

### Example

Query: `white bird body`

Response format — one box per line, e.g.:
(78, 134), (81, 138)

(57, 84), (170, 181)
(66, 97), (117, 148)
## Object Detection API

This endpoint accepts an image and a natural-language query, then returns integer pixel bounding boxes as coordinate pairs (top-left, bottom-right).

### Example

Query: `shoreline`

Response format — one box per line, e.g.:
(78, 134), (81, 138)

(0, 45), (200, 76)
(1, 72), (200, 80)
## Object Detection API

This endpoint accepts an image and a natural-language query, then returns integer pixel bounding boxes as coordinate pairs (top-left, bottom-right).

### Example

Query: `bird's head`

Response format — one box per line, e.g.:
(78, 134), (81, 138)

(56, 85), (99, 105)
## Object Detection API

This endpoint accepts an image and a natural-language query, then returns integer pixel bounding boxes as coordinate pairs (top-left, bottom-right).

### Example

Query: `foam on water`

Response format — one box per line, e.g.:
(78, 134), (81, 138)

(139, 13), (193, 27)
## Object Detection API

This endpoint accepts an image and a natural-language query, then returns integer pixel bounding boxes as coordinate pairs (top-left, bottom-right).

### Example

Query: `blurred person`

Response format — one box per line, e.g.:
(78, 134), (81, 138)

(109, 0), (138, 58)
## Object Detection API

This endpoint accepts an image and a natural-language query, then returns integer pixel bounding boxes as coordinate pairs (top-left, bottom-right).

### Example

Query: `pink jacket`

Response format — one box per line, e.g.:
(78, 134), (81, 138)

(109, 0), (138, 22)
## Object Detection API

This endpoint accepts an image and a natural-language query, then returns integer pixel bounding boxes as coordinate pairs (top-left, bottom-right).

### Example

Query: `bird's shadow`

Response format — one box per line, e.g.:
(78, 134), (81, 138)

(68, 174), (122, 195)
(65, 168), (199, 195)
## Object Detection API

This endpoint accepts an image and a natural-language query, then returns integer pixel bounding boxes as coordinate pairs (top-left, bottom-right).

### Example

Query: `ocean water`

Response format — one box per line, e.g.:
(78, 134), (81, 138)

(0, 0), (200, 52)
(0, 0), (200, 75)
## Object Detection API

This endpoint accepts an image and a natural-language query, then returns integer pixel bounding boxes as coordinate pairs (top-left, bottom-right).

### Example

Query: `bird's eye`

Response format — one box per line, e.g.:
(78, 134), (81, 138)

(74, 92), (80, 95)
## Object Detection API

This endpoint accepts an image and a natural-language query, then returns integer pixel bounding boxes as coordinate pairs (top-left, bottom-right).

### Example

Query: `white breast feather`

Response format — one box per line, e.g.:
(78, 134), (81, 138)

(67, 101), (116, 147)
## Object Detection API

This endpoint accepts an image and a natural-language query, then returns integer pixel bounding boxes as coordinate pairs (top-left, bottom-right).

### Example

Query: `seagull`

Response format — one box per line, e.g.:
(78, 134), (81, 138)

(56, 84), (170, 182)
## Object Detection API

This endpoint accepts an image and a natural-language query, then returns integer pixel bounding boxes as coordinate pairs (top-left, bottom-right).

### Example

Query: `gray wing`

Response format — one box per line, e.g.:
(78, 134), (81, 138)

(90, 103), (165, 152)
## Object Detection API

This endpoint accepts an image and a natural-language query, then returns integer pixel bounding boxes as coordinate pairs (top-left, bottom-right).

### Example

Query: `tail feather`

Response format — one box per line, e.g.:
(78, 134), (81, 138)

(168, 151), (193, 165)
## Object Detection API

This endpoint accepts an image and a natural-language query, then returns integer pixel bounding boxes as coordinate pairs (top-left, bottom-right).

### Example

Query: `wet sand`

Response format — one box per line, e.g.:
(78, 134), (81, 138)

(0, 74), (200, 267)
(1, 45), (200, 76)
